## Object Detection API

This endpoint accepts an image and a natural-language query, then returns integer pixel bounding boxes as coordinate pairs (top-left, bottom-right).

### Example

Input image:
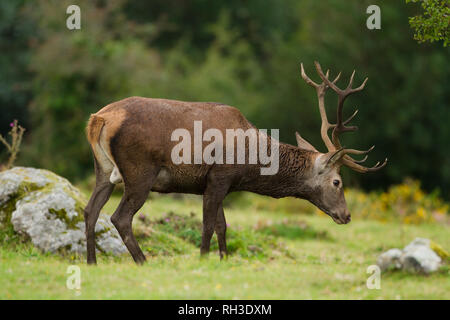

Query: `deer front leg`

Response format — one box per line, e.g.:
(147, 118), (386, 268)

(215, 205), (228, 259)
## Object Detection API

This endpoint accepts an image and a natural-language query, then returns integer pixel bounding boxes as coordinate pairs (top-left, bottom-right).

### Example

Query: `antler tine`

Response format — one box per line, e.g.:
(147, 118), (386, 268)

(342, 145), (375, 155)
(339, 146), (374, 164)
(353, 77), (368, 93)
(347, 70), (355, 89)
(342, 157), (388, 173)
(353, 155), (368, 164)
(332, 72), (341, 84)
(314, 61), (341, 93)
(300, 63), (320, 88)
(343, 109), (359, 125)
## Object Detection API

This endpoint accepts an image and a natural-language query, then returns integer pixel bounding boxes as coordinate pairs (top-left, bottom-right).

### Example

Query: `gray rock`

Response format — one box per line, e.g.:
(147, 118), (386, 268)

(401, 238), (441, 274)
(0, 167), (127, 255)
(376, 248), (403, 271)
(377, 237), (442, 274)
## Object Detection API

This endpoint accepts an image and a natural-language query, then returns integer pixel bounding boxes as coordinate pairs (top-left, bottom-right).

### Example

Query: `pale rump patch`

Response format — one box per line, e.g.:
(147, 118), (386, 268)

(98, 122), (123, 184)
(87, 107), (127, 184)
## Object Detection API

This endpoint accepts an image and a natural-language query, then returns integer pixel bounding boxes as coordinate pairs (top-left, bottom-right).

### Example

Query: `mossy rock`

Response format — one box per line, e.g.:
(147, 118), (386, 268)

(0, 167), (126, 255)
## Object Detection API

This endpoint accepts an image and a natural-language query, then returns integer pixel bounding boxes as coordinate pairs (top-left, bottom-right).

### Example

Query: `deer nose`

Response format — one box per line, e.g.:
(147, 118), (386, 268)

(342, 210), (351, 224)
(336, 209), (351, 224)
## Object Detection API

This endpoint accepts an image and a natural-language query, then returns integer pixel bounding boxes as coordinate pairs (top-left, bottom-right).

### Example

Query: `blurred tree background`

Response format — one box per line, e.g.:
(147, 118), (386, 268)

(0, 0), (449, 198)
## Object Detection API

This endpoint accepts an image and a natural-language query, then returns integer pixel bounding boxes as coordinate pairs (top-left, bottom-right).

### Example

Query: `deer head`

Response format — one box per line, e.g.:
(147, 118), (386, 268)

(298, 61), (387, 224)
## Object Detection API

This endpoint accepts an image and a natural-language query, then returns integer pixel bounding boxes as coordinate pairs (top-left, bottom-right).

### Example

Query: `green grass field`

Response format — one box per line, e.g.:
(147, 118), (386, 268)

(0, 191), (449, 299)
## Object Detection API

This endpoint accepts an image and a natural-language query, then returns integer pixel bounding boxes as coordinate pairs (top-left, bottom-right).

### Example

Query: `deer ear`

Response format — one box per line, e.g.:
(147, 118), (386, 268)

(295, 132), (318, 152)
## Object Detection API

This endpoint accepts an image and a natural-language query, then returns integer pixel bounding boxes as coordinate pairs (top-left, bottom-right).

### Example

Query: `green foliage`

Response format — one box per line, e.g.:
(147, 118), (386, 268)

(406, 0), (450, 46)
(346, 179), (449, 224)
(0, 0), (34, 136)
(254, 219), (330, 240)
(135, 211), (294, 259)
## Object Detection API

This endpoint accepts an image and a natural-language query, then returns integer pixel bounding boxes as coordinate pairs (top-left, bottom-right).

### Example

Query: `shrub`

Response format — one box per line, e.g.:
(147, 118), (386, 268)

(346, 179), (448, 224)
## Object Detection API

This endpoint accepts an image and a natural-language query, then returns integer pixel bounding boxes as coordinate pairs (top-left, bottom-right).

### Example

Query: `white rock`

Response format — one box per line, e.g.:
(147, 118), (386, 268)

(376, 248), (403, 271)
(403, 237), (430, 252)
(377, 237), (442, 274)
(401, 238), (441, 274)
(0, 167), (127, 255)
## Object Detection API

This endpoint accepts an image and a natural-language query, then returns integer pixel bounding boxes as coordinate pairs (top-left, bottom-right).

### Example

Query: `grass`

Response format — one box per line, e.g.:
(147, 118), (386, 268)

(0, 190), (449, 299)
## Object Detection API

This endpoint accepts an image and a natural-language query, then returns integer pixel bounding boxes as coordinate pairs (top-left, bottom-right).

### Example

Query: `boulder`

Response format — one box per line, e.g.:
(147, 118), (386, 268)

(0, 167), (126, 255)
(377, 237), (443, 274)
(376, 248), (403, 272)
(401, 238), (442, 273)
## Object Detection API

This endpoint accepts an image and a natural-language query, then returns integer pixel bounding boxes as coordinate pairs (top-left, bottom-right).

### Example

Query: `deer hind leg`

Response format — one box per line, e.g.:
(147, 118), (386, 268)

(84, 155), (115, 265)
(110, 165), (160, 264)
(215, 205), (228, 259)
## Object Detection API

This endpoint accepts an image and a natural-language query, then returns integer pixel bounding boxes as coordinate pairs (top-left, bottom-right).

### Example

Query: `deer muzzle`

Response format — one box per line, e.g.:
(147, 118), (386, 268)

(331, 210), (351, 225)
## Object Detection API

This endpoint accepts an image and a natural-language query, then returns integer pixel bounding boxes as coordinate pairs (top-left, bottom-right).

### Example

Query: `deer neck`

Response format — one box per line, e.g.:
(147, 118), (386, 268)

(236, 143), (318, 199)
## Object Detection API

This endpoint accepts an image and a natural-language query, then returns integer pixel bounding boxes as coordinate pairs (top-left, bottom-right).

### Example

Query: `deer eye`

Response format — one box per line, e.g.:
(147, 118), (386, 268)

(333, 179), (340, 187)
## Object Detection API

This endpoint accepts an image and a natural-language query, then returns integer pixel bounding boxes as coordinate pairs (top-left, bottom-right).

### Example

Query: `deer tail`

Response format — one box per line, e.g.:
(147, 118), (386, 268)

(86, 114), (105, 146)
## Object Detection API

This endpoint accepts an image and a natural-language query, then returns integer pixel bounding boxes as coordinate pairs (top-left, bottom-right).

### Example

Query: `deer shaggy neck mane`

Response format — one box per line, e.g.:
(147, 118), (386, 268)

(234, 142), (316, 199)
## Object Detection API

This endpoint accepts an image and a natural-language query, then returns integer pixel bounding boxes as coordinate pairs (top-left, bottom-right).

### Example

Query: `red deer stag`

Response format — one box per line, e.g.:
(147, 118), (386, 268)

(84, 61), (387, 264)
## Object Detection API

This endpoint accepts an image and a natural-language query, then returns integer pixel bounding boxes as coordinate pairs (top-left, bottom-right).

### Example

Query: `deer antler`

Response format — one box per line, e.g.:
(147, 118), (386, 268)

(300, 63), (340, 153)
(300, 61), (387, 173)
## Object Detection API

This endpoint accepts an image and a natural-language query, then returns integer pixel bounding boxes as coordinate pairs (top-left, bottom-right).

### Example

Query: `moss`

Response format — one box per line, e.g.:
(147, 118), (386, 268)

(0, 180), (43, 227)
(0, 199), (17, 226)
(48, 208), (83, 229)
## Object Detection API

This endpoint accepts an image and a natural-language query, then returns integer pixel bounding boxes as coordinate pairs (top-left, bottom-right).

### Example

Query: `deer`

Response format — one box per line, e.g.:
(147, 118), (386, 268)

(84, 61), (387, 264)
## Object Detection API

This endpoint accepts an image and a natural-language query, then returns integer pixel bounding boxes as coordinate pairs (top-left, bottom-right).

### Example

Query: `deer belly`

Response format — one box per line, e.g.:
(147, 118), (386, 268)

(152, 168), (172, 191)
(151, 168), (205, 194)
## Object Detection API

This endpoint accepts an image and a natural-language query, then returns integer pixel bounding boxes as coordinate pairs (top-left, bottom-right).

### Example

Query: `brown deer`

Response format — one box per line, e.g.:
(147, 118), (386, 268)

(84, 61), (386, 264)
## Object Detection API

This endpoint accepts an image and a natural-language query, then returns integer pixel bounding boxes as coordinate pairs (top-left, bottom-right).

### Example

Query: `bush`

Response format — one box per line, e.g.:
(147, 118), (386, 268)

(346, 179), (448, 224)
